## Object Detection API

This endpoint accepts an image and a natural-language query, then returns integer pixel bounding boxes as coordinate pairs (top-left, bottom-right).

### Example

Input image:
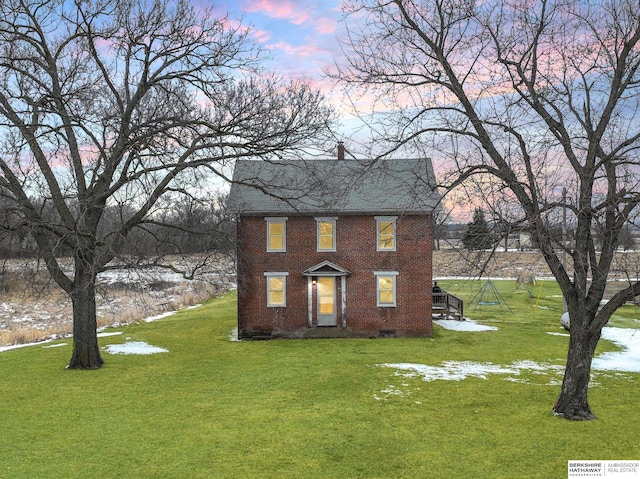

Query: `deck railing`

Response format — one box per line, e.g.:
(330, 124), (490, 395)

(433, 290), (464, 321)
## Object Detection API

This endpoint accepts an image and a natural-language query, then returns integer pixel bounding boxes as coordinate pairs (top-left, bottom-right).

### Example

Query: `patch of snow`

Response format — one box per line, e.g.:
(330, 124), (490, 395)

(228, 328), (240, 342)
(144, 311), (177, 322)
(593, 327), (640, 373)
(375, 360), (569, 400)
(97, 331), (123, 338)
(434, 319), (498, 331)
(375, 360), (569, 401)
(545, 327), (640, 373)
(98, 269), (186, 285)
(42, 343), (68, 349)
(185, 304), (202, 310)
(0, 339), (56, 352)
(103, 341), (168, 355)
(380, 361), (521, 382)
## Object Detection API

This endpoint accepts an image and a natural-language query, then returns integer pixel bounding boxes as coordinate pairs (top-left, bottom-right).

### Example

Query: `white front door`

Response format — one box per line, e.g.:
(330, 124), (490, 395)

(317, 277), (337, 326)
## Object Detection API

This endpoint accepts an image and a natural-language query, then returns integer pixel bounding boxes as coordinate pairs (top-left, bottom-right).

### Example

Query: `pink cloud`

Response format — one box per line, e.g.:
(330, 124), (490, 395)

(250, 27), (272, 43)
(244, 0), (311, 25)
(266, 41), (327, 58)
(314, 17), (337, 35)
(243, 0), (337, 34)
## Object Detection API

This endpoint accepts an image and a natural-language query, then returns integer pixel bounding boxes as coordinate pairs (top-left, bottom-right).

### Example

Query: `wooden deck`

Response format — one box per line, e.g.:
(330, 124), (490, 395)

(433, 290), (464, 321)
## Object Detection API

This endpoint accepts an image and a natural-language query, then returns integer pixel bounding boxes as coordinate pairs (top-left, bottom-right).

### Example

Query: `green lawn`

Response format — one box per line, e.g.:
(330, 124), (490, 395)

(1, 282), (639, 478)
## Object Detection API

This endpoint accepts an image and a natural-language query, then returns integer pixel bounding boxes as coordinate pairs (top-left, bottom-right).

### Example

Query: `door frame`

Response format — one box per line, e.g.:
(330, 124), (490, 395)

(316, 276), (337, 326)
(302, 261), (350, 329)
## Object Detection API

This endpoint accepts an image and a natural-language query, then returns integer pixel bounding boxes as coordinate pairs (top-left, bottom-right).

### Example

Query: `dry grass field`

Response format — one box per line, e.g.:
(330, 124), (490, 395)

(433, 248), (640, 281)
(0, 258), (235, 347)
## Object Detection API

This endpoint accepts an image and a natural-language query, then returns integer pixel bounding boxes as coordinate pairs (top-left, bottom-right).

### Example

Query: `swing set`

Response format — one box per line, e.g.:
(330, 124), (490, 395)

(470, 279), (513, 313)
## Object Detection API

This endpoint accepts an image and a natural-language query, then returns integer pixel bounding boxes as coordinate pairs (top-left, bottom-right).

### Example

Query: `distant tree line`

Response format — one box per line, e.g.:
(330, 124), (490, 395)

(458, 207), (637, 252)
(0, 188), (235, 259)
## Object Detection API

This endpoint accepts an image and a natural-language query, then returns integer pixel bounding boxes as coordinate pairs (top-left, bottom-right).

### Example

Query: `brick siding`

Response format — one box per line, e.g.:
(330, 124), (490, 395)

(236, 214), (434, 338)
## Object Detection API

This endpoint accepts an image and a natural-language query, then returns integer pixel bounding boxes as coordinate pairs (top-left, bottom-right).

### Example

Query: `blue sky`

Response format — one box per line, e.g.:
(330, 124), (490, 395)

(211, 1), (345, 87)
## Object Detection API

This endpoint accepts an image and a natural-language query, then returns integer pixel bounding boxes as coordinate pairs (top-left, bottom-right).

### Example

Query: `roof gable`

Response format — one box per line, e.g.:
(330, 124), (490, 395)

(228, 158), (440, 215)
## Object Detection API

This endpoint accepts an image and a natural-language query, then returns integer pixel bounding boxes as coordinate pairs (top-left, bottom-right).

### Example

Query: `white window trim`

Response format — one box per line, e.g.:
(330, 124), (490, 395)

(374, 271), (398, 307)
(265, 217), (288, 252)
(375, 216), (397, 252)
(315, 217), (337, 252)
(264, 272), (289, 307)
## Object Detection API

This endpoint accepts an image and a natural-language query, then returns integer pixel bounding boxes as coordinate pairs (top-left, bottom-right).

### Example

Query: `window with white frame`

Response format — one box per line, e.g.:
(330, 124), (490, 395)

(316, 217), (337, 252)
(375, 271), (398, 307)
(266, 217), (287, 252)
(376, 216), (397, 251)
(264, 272), (288, 307)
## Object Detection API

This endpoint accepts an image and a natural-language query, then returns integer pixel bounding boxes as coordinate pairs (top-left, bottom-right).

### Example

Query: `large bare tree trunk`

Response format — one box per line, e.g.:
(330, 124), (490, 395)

(67, 259), (103, 370)
(553, 319), (601, 420)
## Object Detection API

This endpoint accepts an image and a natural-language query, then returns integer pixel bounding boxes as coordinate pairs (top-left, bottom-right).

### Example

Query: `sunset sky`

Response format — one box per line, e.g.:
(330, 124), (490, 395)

(210, 1), (463, 213)
(214, 1), (345, 91)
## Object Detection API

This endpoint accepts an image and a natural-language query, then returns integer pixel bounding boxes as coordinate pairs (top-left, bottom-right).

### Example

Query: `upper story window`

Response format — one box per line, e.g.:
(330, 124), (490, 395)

(316, 217), (337, 252)
(266, 217), (287, 252)
(264, 272), (288, 307)
(375, 271), (398, 307)
(376, 216), (397, 251)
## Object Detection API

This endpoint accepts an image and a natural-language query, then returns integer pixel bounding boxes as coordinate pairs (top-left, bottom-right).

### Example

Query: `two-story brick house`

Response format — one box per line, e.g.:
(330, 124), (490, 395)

(227, 152), (441, 339)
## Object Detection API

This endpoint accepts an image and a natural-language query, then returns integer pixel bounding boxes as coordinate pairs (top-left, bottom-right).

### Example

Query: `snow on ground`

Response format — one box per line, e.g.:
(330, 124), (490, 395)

(103, 341), (168, 355)
(593, 327), (640, 372)
(138, 304), (200, 323)
(228, 328), (240, 342)
(0, 339), (58, 352)
(434, 318), (498, 331)
(380, 361), (527, 383)
(144, 311), (178, 322)
(376, 321), (640, 400)
(98, 269), (191, 285)
(97, 331), (123, 338)
(0, 311), (169, 353)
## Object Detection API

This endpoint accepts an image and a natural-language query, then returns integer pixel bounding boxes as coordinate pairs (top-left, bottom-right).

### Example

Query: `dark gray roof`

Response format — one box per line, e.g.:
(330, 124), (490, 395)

(227, 158), (440, 215)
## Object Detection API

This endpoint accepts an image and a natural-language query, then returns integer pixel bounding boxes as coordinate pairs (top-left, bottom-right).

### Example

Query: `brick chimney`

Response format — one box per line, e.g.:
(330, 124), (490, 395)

(337, 141), (345, 160)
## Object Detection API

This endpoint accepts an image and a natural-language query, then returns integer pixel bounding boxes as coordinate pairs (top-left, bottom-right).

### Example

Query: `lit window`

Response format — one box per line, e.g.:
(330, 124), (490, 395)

(266, 217), (287, 252)
(265, 273), (288, 307)
(316, 217), (337, 252)
(375, 271), (398, 307)
(376, 216), (396, 251)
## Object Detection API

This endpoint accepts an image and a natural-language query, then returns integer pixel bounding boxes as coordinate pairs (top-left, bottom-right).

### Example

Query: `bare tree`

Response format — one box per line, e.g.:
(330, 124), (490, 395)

(336, 0), (640, 419)
(431, 209), (444, 250)
(0, 0), (334, 369)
